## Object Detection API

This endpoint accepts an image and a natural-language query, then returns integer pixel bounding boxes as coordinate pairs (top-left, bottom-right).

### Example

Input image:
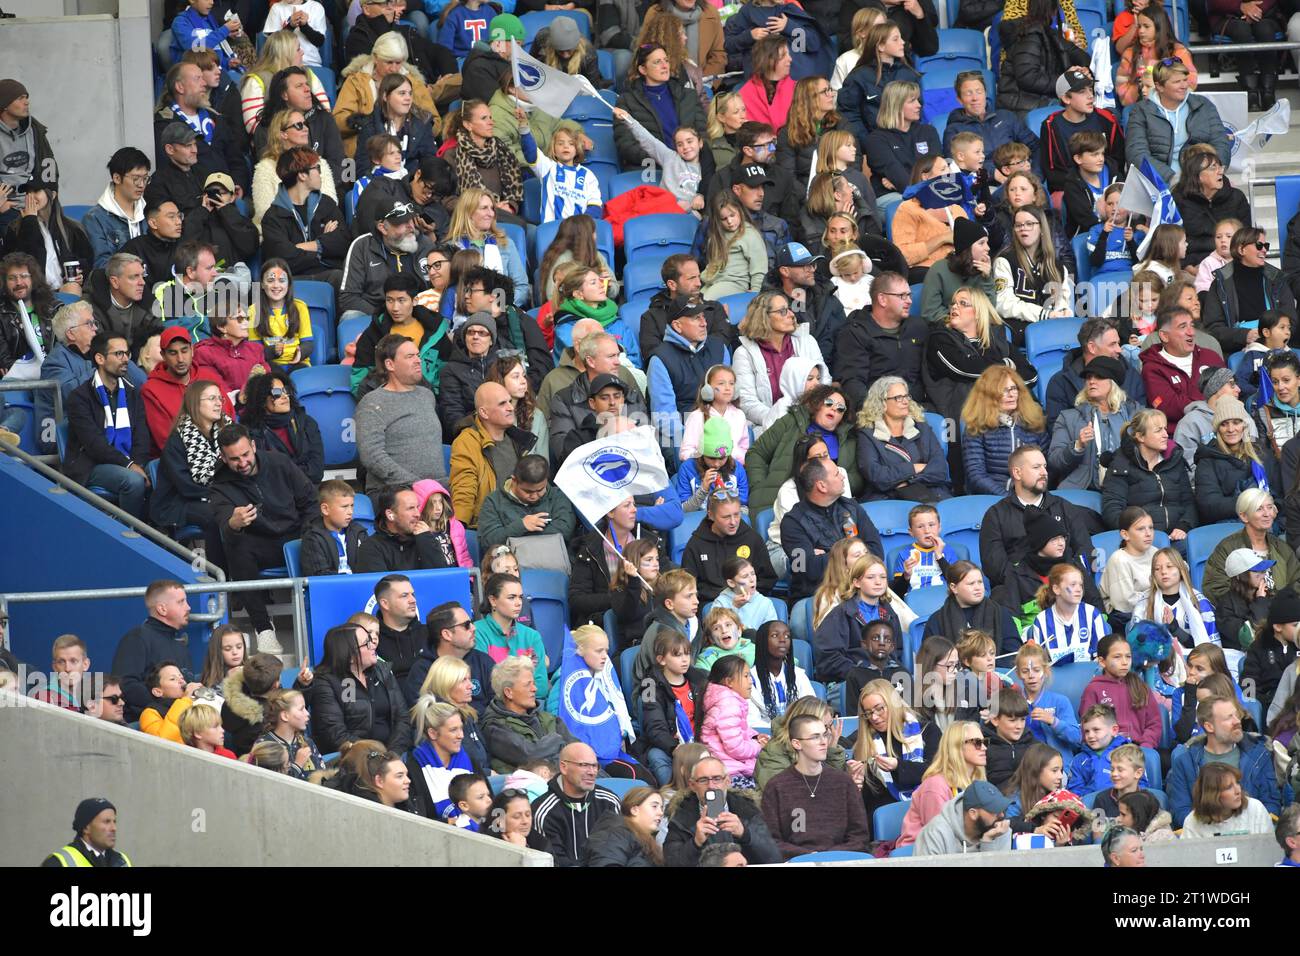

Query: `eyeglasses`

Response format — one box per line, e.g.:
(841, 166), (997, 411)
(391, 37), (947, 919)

(864, 704), (888, 717)
(879, 290), (912, 299)
(1002, 385), (1020, 396)
(69, 319), (98, 332)
(754, 141), (777, 153)
(816, 87), (834, 96)
(562, 760), (600, 771)
(822, 399), (847, 413)
(768, 306), (792, 317)
(1254, 241), (1271, 252)
(123, 173), (152, 185)
(287, 121), (308, 131)
(358, 635), (378, 648)
(465, 327), (491, 337)
(964, 738), (990, 749)
(796, 732), (833, 742)
(885, 393), (910, 403)
(693, 774), (728, 785)
(428, 259), (447, 269)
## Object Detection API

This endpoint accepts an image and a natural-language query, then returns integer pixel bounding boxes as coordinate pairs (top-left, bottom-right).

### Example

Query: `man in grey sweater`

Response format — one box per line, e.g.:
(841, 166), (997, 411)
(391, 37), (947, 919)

(356, 333), (446, 494)
(914, 780), (1014, 857)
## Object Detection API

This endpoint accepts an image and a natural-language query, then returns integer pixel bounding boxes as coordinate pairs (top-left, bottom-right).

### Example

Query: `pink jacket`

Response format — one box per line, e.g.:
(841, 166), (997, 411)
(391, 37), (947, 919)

(192, 336), (268, 399)
(411, 478), (473, 568)
(739, 75), (795, 136)
(896, 773), (958, 848)
(1080, 673), (1163, 748)
(700, 682), (763, 777)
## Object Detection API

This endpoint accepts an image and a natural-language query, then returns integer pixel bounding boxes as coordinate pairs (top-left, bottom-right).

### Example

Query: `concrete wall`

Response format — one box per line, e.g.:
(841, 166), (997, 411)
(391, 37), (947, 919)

(2, 0), (157, 205)
(0, 695), (552, 867)
(798, 836), (1281, 867)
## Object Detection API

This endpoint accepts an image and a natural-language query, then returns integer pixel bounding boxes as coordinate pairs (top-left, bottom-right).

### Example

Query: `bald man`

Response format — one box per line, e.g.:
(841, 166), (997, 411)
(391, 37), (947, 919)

(536, 318), (641, 432)
(531, 742), (622, 867)
(449, 380), (538, 527)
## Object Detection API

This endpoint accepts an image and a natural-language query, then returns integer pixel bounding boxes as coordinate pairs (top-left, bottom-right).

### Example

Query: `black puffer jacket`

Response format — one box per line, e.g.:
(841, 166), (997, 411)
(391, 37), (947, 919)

(1180, 185), (1253, 270)
(996, 17), (1090, 115)
(569, 525), (669, 626)
(307, 661), (413, 755)
(437, 333), (498, 436)
(1100, 437), (1196, 534)
(614, 77), (707, 169)
(583, 814), (660, 866)
(1194, 441), (1284, 527)
(923, 324), (1038, 423)
(681, 519), (777, 604)
(1202, 262), (1297, 355)
(832, 309), (930, 411)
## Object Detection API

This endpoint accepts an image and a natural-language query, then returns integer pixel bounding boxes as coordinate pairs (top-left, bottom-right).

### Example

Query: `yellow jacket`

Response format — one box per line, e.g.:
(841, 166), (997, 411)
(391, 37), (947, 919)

(333, 60), (439, 157)
(139, 696), (191, 744)
(450, 419), (496, 528)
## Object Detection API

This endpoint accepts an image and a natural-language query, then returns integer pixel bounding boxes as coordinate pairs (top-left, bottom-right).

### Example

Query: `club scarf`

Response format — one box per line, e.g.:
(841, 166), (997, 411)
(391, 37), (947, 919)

(170, 103), (216, 145)
(94, 371), (133, 457)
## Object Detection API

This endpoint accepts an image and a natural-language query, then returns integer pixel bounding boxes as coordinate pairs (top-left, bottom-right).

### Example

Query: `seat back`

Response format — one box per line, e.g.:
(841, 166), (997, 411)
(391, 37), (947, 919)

(312, 66), (337, 101)
(1186, 522), (1239, 590)
(520, 10), (593, 45)
(283, 540), (302, 577)
(623, 255), (672, 301)
(669, 510), (708, 564)
(295, 280), (338, 362)
(290, 365), (356, 467)
(1047, 661), (1100, 713)
(872, 799), (911, 843)
(623, 213), (697, 260)
(1025, 317), (1084, 368)
(935, 494), (1003, 566)
(1277, 175), (1300, 250)
(790, 597), (815, 647)
(863, 499), (924, 558)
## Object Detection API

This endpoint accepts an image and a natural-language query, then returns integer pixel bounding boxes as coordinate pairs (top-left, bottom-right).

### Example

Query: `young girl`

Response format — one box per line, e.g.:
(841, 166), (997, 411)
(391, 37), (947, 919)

(695, 606), (756, 671)
(1086, 183), (1146, 277)
(811, 536), (870, 628)
(817, 554), (906, 678)
(1015, 642), (1084, 757)
(262, 0), (329, 68)
(1236, 309), (1292, 398)
(519, 109), (604, 223)
(1100, 506), (1157, 620)
(831, 6), (887, 94)
(680, 365), (749, 464)
(1114, 4), (1196, 105)
(699, 192), (767, 299)
(713, 557), (779, 632)
(610, 539), (659, 654)
(699, 655), (770, 789)
(1080, 635), (1164, 748)
(1195, 217), (1244, 293)
(1134, 223), (1187, 286)
(412, 479), (473, 569)
(1132, 547), (1219, 649)
(611, 107), (706, 215)
(248, 259), (313, 371)
(481, 545), (537, 631)
(1027, 564), (1110, 665)
(1180, 763), (1275, 837)
(673, 417), (749, 511)
(748, 620), (814, 728)
(1004, 742), (1065, 832)
(829, 247), (874, 313)
(349, 133), (407, 217)
(258, 688), (324, 780)
(474, 572), (549, 696)
(200, 624), (250, 694)
(1119, 270), (1165, 357)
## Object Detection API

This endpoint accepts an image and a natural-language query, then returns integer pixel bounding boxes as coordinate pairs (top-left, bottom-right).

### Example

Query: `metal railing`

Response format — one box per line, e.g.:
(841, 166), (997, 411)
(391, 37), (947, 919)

(1186, 41), (1300, 54)
(0, 378), (63, 467)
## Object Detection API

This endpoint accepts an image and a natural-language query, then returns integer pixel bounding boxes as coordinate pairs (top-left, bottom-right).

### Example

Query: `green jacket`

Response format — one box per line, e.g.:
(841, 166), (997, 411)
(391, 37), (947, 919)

(746, 405), (863, 514)
(920, 258), (998, 325)
(477, 479), (578, 551)
(1202, 529), (1300, 606)
(478, 698), (577, 774)
(754, 737), (849, 791)
(489, 90), (582, 166)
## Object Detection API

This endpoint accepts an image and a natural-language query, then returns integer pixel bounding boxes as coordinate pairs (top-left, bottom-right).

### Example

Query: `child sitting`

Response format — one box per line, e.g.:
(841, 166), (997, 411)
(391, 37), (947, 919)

(1195, 217), (1244, 293)
(178, 703), (236, 759)
(947, 131), (991, 220)
(1063, 131), (1116, 239)
(891, 504), (959, 596)
(1014, 642), (1083, 757)
(413, 478), (473, 568)
(640, 627), (710, 786)
(712, 557), (779, 632)
(748, 620), (814, 728)
(1085, 183), (1145, 277)
(611, 107), (706, 215)
(519, 109), (603, 222)
(248, 259), (314, 371)
(349, 134), (408, 218)
(263, 1), (329, 66)
(1235, 309), (1292, 400)
(1134, 223), (1186, 286)
(990, 141), (1032, 192)
(1089, 741), (1146, 819)
(1081, 634), (1163, 748)
(1067, 703), (1137, 794)
(439, 0), (497, 59)
(1099, 506), (1155, 622)
(258, 688), (324, 780)
(699, 655), (770, 789)
(503, 757), (555, 802)
(845, 619), (909, 707)
(829, 248), (874, 313)
(447, 772), (493, 832)
(695, 606), (756, 671)
(300, 478), (368, 576)
(681, 364), (750, 464)
(1027, 563), (1110, 665)
(673, 417), (749, 511)
(982, 686), (1033, 788)
(957, 627), (1001, 712)
(140, 661), (194, 743)
(633, 569), (701, 688)
(1119, 270), (1165, 358)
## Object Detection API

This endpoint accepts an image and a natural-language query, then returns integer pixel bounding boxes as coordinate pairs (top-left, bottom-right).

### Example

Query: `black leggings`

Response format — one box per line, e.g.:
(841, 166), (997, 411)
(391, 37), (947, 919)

(1222, 16), (1283, 73)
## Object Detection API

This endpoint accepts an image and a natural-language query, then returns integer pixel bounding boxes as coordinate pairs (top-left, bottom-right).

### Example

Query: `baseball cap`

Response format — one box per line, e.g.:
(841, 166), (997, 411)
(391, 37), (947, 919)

(489, 13), (525, 43)
(737, 163), (773, 187)
(776, 242), (824, 268)
(963, 780), (1013, 815)
(588, 373), (628, 396)
(380, 199), (415, 224)
(548, 16), (581, 52)
(203, 172), (236, 193)
(160, 326), (192, 349)
(160, 121), (200, 147)
(670, 298), (708, 322)
(1056, 68), (1092, 100)
(1224, 547), (1275, 578)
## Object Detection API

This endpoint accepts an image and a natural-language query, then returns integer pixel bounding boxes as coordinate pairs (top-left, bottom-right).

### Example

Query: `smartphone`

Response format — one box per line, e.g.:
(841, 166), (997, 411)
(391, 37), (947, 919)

(62, 261), (80, 284)
(705, 789), (726, 819)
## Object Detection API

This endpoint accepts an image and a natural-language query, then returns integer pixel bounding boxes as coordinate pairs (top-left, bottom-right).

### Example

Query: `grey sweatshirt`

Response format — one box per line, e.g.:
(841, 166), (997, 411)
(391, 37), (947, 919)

(355, 384), (447, 493)
(913, 793), (1013, 857)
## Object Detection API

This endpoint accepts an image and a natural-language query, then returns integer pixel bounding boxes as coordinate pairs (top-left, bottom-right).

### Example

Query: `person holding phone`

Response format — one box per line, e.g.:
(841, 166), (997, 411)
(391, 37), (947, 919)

(4, 183), (92, 296)
(663, 755), (783, 866)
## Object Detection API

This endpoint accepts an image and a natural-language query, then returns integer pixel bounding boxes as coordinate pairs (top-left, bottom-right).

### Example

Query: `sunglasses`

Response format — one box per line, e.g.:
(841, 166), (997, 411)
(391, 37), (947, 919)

(1254, 241), (1271, 252)
(822, 399), (847, 413)
(964, 738), (990, 749)
(99, 694), (124, 705)
(287, 121), (308, 131)
(269, 387), (287, 397)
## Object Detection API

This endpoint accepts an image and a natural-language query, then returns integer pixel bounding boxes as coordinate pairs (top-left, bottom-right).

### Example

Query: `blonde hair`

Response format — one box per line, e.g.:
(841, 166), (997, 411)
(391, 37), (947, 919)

(572, 624), (610, 653)
(851, 6), (888, 55)
(955, 628), (996, 665)
(178, 704), (222, 746)
(815, 130), (858, 176)
(706, 91), (744, 142)
(261, 108), (308, 163)
(447, 187), (506, 244)
(961, 365), (1046, 436)
(419, 655), (477, 723)
(836, 553), (893, 605)
(703, 606), (743, 645)
(737, 290), (789, 342)
(411, 695), (463, 743)
(772, 695), (834, 749)
(1143, 547), (1195, 620)
(1109, 742), (1146, 773)
(877, 81), (921, 132)
(852, 679), (917, 764)
(812, 537), (867, 627)
(947, 285), (1000, 350)
(921, 721), (987, 789)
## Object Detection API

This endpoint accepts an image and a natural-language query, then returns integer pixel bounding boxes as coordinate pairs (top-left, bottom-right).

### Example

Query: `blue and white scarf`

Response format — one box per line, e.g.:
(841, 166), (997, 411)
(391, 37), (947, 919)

(411, 738), (473, 824)
(873, 711), (927, 800)
(94, 371), (132, 456)
(1029, 603), (1109, 664)
(458, 235), (504, 275)
(171, 103), (216, 145)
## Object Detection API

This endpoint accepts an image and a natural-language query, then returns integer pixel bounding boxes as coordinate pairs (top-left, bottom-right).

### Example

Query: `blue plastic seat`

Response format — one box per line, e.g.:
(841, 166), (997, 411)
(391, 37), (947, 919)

(872, 799), (910, 843)
(1079, 272), (1132, 317)
(909, 283), (923, 317)
(1278, 176), (1300, 250)
(499, 221), (529, 270)
(352, 494), (375, 534)
(754, 507), (776, 542)
(618, 646), (640, 712)
(1141, 747), (1163, 790)
(863, 499), (924, 559)
(934, 27), (988, 63)
(618, 295), (654, 346)
(880, 194), (904, 240)
(280, 666), (300, 688)
(63, 204), (93, 223)
(337, 314), (369, 357)
(532, 217), (615, 272)
(905, 585), (949, 623)
(295, 280), (337, 363)
(522, 178), (543, 225)
(1089, 530), (1171, 582)
(579, 123), (618, 166)
(1186, 522), (1239, 590)
(464, 528), (480, 566)
(563, 94), (611, 123)
(719, 292), (756, 325)
(623, 213), (697, 260)
(1025, 317), (1084, 368)
(608, 168), (659, 199)
(599, 777), (644, 799)
(1034, 354), (1064, 406)
(283, 540), (302, 577)
(936, 494), (1004, 567)
(520, 10), (592, 45)
(623, 255), (671, 301)
(596, 49), (615, 83)
(669, 510), (708, 564)
(291, 365), (356, 467)
(1071, 234), (1093, 283)
(312, 65), (337, 101)
(788, 850), (875, 863)
(791, 638), (813, 673)
(1047, 661), (1100, 713)
(1026, 106), (1058, 137)
(790, 597), (815, 647)
(1054, 488), (1102, 513)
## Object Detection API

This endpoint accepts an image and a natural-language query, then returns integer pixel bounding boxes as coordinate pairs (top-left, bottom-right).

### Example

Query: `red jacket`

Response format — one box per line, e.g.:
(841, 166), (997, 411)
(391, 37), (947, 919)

(140, 363), (234, 452)
(1139, 345), (1224, 430)
(1080, 673), (1163, 749)
(192, 336), (268, 399)
(602, 185), (686, 245)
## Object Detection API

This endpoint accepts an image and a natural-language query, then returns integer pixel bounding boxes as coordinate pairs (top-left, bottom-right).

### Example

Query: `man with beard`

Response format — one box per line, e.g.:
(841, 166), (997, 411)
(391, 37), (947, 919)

(151, 62), (249, 195)
(355, 485), (452, 573)
(914, 779), (1013, 856)
(339, 199), (435, 319)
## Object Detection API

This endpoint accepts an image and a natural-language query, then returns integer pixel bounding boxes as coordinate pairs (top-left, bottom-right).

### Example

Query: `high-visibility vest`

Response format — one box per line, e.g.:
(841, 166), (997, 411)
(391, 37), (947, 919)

(49, 844), (132, 867)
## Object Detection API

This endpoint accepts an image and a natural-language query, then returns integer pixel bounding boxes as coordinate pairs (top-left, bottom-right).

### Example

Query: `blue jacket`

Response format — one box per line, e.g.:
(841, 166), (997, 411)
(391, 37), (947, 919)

(672, 457), (749, 507)
(36, 343), (145, 454)
(855, 418), (951, 501)
(647, 326), (730, 442)
(438, 4), (496, 58)
(1024, 688), (1082, 759)
(722, 3), (833, 82)
(82, 194), (146, 270)
(170, 9), (236, 71)
(941, 107), (1041, 178)
(1067, 733), (1135, 795)
(356, 104), (439, 177)
(1166, 732), (1281, 828)
(961, 422), (1049, 496)
(838, 59), (923, 151)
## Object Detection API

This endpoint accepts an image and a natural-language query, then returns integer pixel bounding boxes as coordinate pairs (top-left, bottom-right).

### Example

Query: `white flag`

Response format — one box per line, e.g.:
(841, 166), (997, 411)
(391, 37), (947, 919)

(554, 425), (670, 527)
(1233, 98), (1291, 169)
(1089, 32), (1114, 110)
(1117, 160), (1181, 260)
(510, 41), (603, 120)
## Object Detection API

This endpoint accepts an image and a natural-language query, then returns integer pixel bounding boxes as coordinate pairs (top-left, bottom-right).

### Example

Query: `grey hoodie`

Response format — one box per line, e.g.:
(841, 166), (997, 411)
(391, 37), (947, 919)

(1172, 399), (1258, 482)
(913, 793), (1013, 857)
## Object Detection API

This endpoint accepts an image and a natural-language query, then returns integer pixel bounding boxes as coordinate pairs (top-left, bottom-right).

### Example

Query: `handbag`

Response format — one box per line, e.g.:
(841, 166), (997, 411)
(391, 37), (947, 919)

(507, 532), (571, 575)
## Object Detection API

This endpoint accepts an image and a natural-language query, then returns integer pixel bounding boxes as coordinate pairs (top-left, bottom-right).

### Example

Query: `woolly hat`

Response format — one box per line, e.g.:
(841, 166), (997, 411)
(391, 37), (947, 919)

(461, 312), (497, 343)
(1025, 788), (1094, 841)
(1212, 396), (1249, 431)
(699, 417), (733, 458)
(73, 797), (115, 835)
(1267, 593), (1300, 626)
(1198, 366), (1235, 401)
(953, 218), (987, 256)
(547, 16), (581, 52)
(0, 79), (28, 115)
(1024, 505), (1067, 553)
(489, 13), (525, 42)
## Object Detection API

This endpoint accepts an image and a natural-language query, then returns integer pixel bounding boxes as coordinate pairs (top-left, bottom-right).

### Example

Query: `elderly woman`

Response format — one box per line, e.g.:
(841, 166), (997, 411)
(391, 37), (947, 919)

(747, 382), (862, 514)
(920, 220), (998, 326)
(251, 108), (339, 229)
(1202, 226), (1295, 356)
(334, 31), (438, 158)
(478, 655), (578, 775)
(1101, 409), (1195, 539)
(960, 366), (1049, 496)
(856, 376), (951, 501)
(732, 290), (828, 431)
(1048, 356), (1141, 491)
(1202, 489), (1299, 604)
(1194, 397), (1283, 528)
(1172, 144), (1252, 271)
(1126, 59), (1229, 184)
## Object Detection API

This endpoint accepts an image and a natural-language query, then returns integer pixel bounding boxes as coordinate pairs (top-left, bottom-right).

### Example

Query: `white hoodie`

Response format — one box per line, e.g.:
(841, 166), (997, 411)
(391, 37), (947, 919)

(95, 184), (146, 238)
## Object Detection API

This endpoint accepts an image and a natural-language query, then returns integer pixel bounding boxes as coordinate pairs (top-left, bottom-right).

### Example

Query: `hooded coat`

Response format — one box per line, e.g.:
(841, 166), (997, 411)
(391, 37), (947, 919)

(436, 328), (498, 436)
(812, 593), (903, 682)
(1193, 441), (1282, 527)
(913, 788), (1014, 856)
(208, 448), (318, 542)
(477, 478), (577, 553)
(83, 185), (147, 269)
(1050, 399), (1142, 491)
(995, 16), (1091, 115)
(979, 491), (1096, 587)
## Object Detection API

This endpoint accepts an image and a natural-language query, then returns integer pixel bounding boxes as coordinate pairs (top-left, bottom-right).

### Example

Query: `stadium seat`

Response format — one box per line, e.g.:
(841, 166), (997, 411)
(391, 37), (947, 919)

(532, 218), (616, 273)
(489, 774), (508, 795)
(579, 123), (618, 165)
(464, 529), (480, 565)
(810, 680), (827, 701)
(1047, 661), (1100, 712)
(522, 178), (543, 225)
(1026, 106), (1058, 136)
(838, 715), (859, 738)
(295, 280), (337, 363)
(1074, 0), (1109, 42)
(1025, 317), (1084, 368)
(904, 585), (948, 623)
(909, 283), (923, 317)
(1080, 272), (1131, 317)
(669, 509), (707, 564)
(880, 194), (904, 240)
(792, 638), (812, 672)
(719, 291), (756, 324)
(155, 29), (176, 69)
(935, 494), (1002, 567)
(1186, 522), (1239, 590)
(788, 850), (875, 863)
(623, 255), (671, 301)
(890, 845), (914, 857)
(291, 365), (356, 467)
(596, 49), (615, 84)
(917, 29), (987, 70)
(873, 799), (910, 843)
(1141, 747), (1163, 790)
(905, 619), (924, 671)
(442, 443), (452, 474)
(1242, 696), (1262, 730)
(280, 666), (300, 688)
(600, 777), (644, 799)
(618, 646), (639, 712)
(63, 204), (92, 222)
(5, 390), (38, 455)
(1033, 354), (1064, 406)
(352, 494), (375, 534)
(563, 95), (612, 123)
(1071, 234), (1093, 283)
(500, 221), (529, 270)
(924, 411), (950, 457)
(1089, 530), (1171, 581)
(338, 314), (369, 358)
(790, 597), (815, 647)
(754, 508), (775, 542)
(1053, 488), (1102, 513)
(618, 295), (654, 345)
(520, 10), (592, 45)
(608, 168), (660, 199)
(521, 568), (568, 667)
(283, 540), (302, 577)
(863, 499), (923, 557)
(1277, 176), (1300, 250)
(623, 213), (697, 260)
(312, 66), (337, 101)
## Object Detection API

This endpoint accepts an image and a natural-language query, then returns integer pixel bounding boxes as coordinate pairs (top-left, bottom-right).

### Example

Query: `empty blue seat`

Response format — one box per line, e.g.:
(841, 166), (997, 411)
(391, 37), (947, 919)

(596, 49), (615, 83)
(608, 168), (660, 199)
(754, 507), (776, 542)
(1026, 106), (1058, 137)
(936, 494), (1004, 567)
(1025, 318), (1084, 368)
(1048, 661), (1100, 713)
(916, 29), (986, 71)
(1080, 272), (1132, 317)
(1278, 176), (1300, 249)
(313, 65), (337, 101)
(1034, 354), (1064, 406)
(520, 10), (592, 45)
(283, 540), (302, 577)
(670, 511), (708, 564)
(1054, 488), (1102, 513)
(352, 494), (375, 534)
(464, 528), (480, 565)
(618, 295), (654, 346)
(291, 365), (356, 467)
(905, 585), (949, 622)
(791, 638), (813, 673)
(1186, 522), (1239, 590)
(623, 255), (671, 301)
(873, 799), (910, 843)
(623, 213), (696, 260)
(563, 95), (611, 123)
(600, 777), (645, 799)
(499, 220), (529, 270)
(790, 597), (815, 647)
(522, 178), (544, 225)
(580, 123), (618, 165)
(338, 314), (369, 357)
(295, 280), (337, 363)
(719, 292), (756, 324)
(924, 411), (950, 457)
(880, 194), (904, 240)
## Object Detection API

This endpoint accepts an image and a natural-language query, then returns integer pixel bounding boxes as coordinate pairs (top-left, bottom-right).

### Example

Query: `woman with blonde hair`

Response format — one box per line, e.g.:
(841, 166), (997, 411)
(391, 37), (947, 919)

(812, 536), (870, 628)
(333, 31), (437, 157)
(1050, 355), (1141, 491)
(895, 720), (989, 847)
(732, 290), (827, 427)
(706, 92), (747, 168)
(251, 108), (339, 227)
(960, 365), (1049, 495)
(813, 553), (914, 678)
(862, 81), (941, 199)
(753, 695), (856, 789)
(838, 20), (921, 141)
(699, 192), (767, 299)
(857, 375), (952, 501)
(1195, 397), (1283, 527)
(854, 678), (940, 826)
(1101, 409), (1194, 539)
(444, 188), (529, 305)
(925, 284), (1037, 423)
(406, 697), (483, 823)
(418, 655), (489, 772)
(776, 76), (843, 187)
(240, 29), (332, 132)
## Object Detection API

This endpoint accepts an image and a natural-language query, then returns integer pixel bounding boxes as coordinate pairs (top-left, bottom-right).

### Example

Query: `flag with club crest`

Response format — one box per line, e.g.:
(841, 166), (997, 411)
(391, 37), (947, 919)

(554, 425), (671, 527)
(901, 173), (973, 211)
(510, 41), (603, 119)
(1117, 159), (1181, 259)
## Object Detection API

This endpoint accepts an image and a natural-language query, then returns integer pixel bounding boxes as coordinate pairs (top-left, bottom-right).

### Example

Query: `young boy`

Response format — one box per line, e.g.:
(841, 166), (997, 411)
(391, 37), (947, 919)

(640, 627), (710, 786)
(349, 134), (406, 216)
(891, 505), (959, 595)
(844, 619), (909, 707)
(957, 628), (1000, 712)
(448, 772), (493, 832)
(1067, 703), (1136, 795)
(948, 131), (991, 219)
(1040, 67), (1125, 193)
(991, 141), (1033, 191)
(300, 479), (369, 575)
(713, 557), (779, 632)
(139, 660), (194, 744)
(1090, 742), (1147, 819)
(634, 569), (701, 685)
(179, 704), (237, 759)
(1085, 182), (1145, 277)
(981, 686), (1033, 788)
(696, 606), (756, 670)
(1062, 131), (1116, 238)
(31, 634), (92, 711)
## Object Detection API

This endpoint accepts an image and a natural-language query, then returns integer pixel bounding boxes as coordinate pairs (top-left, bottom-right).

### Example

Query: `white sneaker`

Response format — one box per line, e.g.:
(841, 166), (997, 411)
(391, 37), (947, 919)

(256, 629), (284, 655)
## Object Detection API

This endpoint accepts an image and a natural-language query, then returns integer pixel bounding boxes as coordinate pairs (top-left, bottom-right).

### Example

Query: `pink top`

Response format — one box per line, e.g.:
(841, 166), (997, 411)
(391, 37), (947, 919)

(1080, 673), (1163, 748)
(896, 773), (958, 847)
(1195, 251), (1230, 294)
(700, 682), (764, 776)
(739, 74), (796, 136)
(681, 405), (751, 463)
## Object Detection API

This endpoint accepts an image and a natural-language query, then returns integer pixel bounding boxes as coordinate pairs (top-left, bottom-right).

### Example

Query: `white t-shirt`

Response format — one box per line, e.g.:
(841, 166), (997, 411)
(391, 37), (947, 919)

(264, 1), (329, 67)
(1159, 348), (1194, 377)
